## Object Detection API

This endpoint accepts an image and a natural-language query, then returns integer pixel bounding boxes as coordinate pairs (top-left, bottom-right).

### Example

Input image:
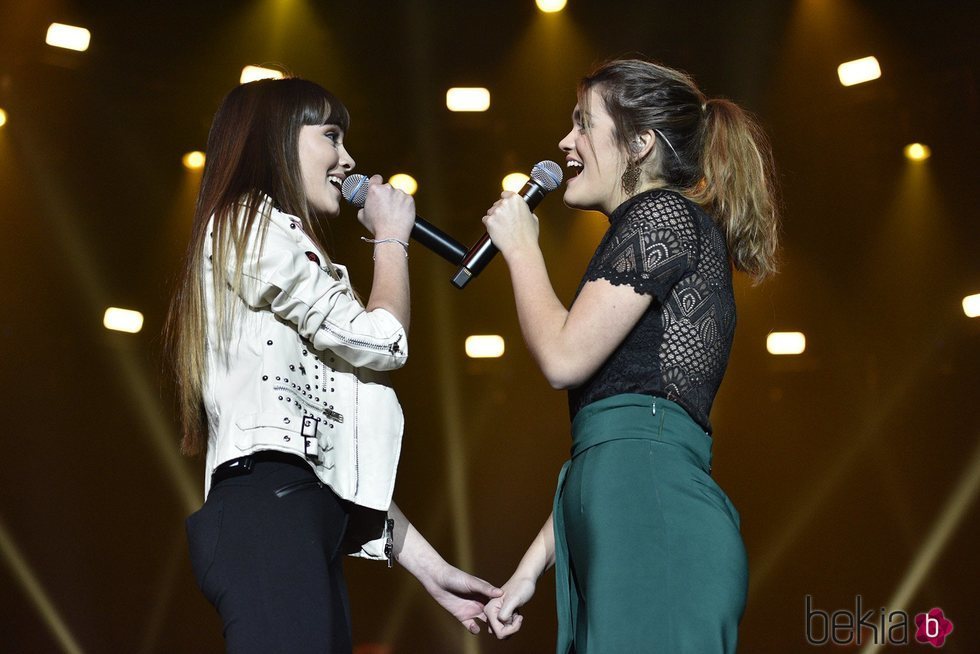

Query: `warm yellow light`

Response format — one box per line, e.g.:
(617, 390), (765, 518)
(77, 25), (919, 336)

(963, 294), (980, 318)
(446, 87), (491, 112)
(904, 143), (932, 162)
(45, 23), (91, 52)
(837, 56), (881, 86)
(0, 108), (6, 128)
(767, 331), (806, 355)
(389, 173), (418, 195)
(465, 335), (505, 359)
(536, 0), (568, 12)
(240, 65), (285, 84)
(502, 172), (530, 192)
(182, 151), (206, 170)
(103, 307), (144, 334)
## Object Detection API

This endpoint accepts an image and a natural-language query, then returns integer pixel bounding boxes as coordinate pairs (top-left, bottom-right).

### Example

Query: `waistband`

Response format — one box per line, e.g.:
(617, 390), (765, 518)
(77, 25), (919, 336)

(211, 450), (313, 486)
(570, 393), (712, 473)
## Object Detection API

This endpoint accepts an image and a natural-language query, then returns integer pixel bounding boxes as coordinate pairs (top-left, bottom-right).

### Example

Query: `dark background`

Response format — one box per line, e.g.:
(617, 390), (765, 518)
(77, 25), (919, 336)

(1, 1), (978, 652)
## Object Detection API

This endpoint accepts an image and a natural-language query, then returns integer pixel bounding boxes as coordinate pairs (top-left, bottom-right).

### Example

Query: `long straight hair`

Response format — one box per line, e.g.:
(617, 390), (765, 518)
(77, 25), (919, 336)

(579, 59), (780, 280)
(165, 78), (350, 455)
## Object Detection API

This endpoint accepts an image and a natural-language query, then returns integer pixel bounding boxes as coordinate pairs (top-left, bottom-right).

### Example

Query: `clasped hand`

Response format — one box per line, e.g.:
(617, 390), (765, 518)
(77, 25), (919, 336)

(484, 575), (536, 639)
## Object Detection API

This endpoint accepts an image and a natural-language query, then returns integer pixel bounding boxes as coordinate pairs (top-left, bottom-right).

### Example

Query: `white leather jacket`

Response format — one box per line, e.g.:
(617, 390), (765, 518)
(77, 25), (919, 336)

(202, 201), (407, 560)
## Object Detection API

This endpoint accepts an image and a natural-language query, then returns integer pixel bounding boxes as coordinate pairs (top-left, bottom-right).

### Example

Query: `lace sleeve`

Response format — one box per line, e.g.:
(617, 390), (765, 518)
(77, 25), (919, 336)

(584, 191), (698, 300)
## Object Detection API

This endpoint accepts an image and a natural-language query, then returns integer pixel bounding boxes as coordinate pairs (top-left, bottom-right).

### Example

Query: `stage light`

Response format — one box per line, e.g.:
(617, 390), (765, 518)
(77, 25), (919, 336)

(45, 23), (91, 52)
(389, 173), (418, 195)
(0, 108), (6, 128)
(465, 335), (505, 358)
(767, 331), (806, 355)
(536, 0), (568, 12)
(963, 294), (980, 318)
(240, 65), (285, 84)
(837, 56), (881, 86)
(903, 143), (931, 162)
(446, 87), (490, 112)
(104, 307), (144, 334)
(502, 172), (529, 192)
(182, 151), (206, 170)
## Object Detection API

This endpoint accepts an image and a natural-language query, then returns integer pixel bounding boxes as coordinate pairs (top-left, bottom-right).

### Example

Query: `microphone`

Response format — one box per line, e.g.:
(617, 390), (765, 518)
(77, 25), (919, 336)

(341, 174), (468, 266)
(450, 160), (563, 289)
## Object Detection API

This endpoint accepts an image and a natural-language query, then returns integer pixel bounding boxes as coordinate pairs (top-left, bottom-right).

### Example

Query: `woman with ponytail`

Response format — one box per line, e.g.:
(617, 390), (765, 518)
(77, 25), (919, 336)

(482, 59), (779, 652)
(165, 77), (499, 652)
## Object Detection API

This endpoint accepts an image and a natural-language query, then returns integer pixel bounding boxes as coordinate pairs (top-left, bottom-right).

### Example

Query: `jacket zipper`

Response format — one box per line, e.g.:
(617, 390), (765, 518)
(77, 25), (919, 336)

(353, 378), (359, 496)
(319, 324), (403, 356)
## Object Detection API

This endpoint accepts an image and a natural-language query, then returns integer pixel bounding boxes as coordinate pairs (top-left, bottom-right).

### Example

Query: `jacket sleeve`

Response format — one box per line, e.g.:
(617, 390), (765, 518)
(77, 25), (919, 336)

(227, 216), (408, 371)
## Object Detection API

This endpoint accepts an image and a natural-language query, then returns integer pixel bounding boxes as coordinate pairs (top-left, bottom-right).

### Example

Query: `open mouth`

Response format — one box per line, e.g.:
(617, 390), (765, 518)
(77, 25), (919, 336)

(566, 159), (583, 179)
(328, 175), (344, 190)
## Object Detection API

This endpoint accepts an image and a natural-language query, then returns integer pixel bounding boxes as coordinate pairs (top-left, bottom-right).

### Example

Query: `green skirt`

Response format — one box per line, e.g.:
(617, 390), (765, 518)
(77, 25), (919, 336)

(553, 394), (747, 653)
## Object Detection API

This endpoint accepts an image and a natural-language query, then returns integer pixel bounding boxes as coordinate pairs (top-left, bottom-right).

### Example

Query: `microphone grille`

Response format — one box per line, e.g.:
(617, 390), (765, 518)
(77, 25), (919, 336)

(530, 160), (563, 192)
(341, 174), (369, 208)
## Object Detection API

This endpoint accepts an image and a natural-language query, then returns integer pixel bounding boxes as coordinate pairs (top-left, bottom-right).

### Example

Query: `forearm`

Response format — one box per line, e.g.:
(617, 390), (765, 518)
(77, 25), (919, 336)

(502, 247), (575, 387)
(365, 241), (411, 335)
(509, 513), (556, 583)
(388, 502), (443, 586)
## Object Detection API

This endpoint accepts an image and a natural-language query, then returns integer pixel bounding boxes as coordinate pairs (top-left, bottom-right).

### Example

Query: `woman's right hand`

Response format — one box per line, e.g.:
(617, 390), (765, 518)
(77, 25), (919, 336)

(357, 174), (415, 242)
(486, 574), (537, 639)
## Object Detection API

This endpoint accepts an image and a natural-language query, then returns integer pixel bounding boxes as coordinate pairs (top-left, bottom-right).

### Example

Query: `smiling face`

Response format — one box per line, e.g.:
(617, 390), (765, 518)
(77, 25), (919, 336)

(297, 123), (355, 216)
(558, 88), (631, 215)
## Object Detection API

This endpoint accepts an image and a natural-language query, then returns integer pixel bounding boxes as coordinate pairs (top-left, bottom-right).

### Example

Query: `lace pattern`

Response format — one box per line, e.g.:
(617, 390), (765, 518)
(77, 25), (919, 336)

(568, 190), (736, 432)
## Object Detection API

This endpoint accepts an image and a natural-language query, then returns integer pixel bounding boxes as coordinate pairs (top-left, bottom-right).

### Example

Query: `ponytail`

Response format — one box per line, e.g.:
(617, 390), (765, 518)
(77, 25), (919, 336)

(689, 98), (779, 281)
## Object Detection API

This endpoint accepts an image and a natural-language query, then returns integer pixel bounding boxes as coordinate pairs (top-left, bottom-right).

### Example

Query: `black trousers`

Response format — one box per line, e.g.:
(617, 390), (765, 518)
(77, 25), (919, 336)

(186, 455), (352, 653)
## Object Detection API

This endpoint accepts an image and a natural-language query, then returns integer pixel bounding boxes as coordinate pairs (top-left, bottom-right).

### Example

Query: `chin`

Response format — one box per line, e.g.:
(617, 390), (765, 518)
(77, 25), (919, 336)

(562, 187), (597, 213)
(562, 187), (583, 210)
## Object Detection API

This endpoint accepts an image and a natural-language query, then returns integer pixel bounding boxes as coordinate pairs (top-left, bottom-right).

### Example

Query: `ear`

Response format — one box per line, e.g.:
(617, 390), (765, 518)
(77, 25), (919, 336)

(634, 129), (657, 161)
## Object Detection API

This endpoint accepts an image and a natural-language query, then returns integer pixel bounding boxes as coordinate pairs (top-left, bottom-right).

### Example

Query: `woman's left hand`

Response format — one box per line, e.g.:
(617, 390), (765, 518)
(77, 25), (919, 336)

(482, 192), (540, 260)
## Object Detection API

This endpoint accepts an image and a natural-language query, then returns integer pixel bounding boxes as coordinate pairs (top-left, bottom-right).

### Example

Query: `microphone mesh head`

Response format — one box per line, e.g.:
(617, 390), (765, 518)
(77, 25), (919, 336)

(341, 174), (369, 208)
(530, 160), (563, 192)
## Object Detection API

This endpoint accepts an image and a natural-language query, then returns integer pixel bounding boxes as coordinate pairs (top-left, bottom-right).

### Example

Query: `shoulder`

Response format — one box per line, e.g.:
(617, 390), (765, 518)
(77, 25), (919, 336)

(620, 189), (698, 232)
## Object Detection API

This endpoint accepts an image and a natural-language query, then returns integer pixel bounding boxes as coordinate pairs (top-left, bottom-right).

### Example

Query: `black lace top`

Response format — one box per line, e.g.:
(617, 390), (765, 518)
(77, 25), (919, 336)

(567, 189), (736, 433)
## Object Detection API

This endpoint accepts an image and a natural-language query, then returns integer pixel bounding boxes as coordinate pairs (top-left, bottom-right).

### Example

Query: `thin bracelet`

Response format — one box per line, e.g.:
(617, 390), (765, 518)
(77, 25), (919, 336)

(361, 236), (409, 259)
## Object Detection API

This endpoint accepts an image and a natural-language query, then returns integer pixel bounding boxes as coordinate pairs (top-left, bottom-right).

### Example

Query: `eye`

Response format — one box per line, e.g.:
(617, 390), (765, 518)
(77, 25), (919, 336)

(323, 129), (342, 145)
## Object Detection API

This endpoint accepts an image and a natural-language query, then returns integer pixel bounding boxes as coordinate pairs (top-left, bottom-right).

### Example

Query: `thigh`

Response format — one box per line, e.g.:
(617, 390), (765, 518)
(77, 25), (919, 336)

(187, 461), (352, 654)
(562, 440), (746, 654)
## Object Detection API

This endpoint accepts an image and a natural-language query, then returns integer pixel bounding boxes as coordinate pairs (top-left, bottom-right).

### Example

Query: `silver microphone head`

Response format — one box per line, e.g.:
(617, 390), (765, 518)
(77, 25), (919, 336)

(530, 160), (563, 192)
(341, 174), (370, 208)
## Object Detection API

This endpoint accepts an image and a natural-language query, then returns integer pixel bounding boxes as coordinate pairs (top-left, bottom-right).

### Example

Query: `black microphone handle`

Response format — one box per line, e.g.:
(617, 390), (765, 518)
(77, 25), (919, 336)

(412, 217), (468, 265)
(451, 181), (548, 289)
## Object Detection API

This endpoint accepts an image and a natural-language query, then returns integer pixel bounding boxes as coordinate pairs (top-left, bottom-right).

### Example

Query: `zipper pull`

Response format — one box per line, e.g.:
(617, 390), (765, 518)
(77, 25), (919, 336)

(384, 517), (395, 568)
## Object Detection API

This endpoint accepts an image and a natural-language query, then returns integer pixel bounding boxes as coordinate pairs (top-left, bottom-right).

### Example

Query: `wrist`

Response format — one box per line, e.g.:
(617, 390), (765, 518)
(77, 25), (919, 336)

(362, 236), (409, 259)
(502, 244), (542, 269)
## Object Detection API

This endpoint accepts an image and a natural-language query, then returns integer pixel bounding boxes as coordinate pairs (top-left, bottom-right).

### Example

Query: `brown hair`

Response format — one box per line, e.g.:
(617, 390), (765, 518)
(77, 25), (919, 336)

(164, 77), (349, 455)
(579, 59), (779, 280)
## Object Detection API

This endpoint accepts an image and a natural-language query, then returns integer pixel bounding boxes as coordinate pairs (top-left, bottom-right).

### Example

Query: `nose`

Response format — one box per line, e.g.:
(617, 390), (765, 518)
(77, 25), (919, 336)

(558, 127), (575, 153)
(340, 145), (355, 172)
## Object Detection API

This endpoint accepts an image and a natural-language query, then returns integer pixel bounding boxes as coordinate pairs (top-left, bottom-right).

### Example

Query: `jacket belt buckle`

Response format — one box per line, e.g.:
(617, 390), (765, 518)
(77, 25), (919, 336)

(300, 414), (322, 464)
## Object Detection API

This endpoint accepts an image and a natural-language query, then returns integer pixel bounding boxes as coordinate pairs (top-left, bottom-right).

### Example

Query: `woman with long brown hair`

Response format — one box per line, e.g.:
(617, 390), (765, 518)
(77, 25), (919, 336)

(482, 59), (779, 652)
(166, 77), (499, 652)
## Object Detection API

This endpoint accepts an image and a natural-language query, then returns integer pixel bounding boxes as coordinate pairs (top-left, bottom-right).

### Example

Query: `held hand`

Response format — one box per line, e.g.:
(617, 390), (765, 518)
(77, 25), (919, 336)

(421, 562), (503, 635)
(482, 191), (540, 259)
(358, 174), (415, 241)
(486, 575), (537, 639)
